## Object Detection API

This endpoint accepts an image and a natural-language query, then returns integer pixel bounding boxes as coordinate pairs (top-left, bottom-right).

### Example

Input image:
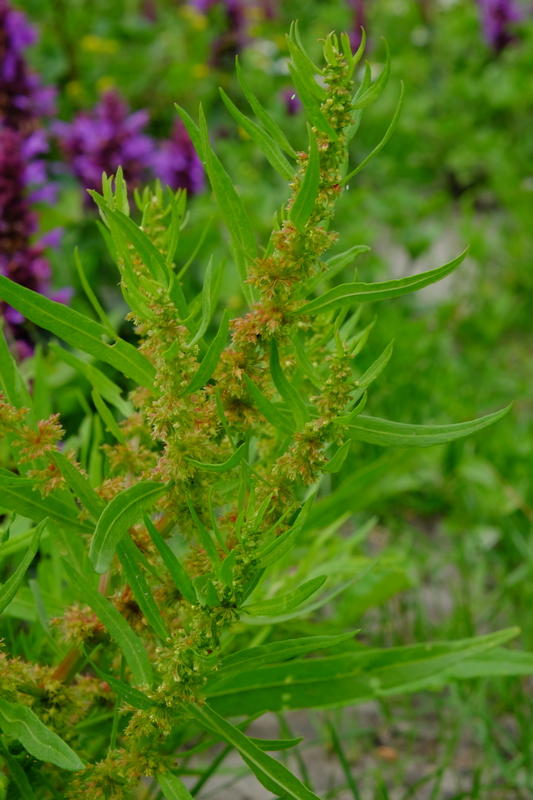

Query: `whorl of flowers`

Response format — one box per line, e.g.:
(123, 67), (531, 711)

(476, 0), (524, 51)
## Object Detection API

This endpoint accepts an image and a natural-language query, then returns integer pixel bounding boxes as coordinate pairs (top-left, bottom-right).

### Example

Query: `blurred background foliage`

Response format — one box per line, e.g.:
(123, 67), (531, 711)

(4, 0), (533, 794)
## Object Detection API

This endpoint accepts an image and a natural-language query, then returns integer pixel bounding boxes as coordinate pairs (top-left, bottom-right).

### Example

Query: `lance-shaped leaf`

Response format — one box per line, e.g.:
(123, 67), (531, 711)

(52, 452), (106, 521)
(243, 575), (327, 617)
(352, 39), (391, 110)
(84, 652), (154, 711)
(288, 62), (338, 141)
(143, 514), (197, 605)
(285, 34), (327, 102)
(187, 442), (246, 473)
(187, 497), (222, 573)
(270, 340), (310, 430)
(0, 277), (155, 390)
(257, 495), (315, 568)
(2, 749), (38, 799)
(189, 704), (321, 800)
(0, 475), (93, 533)
(158, 773), (196, 800)
(289, 125), (320, 235)
(220, 89), (294, 181)
(0, 699), (84, 770)
(323, 440), (351, 473)
(116, 536), (169, 641)
(244, 374), (296, 436)
(343, 81), (404, 184)
(346, 406), (512, 447)
(0, 518), (46, 614)
(89, 481), (168, 574)
(0, 325), (34, 421)
(187, 256), (215, 347)
(235, 56), (296, 158)
(92, 388), (126, 444)
(292, 331), (322, 388)
(306, 245), (371, 294)
(299, 249), (469, 315)
(66, 562), (153, 686)
(339, 341), (393, 414)
(74, 247), (116, 338)
(182, 309), (230, 396)
(206, 629), (518, 717)
(218, 632), (356, 676)
(50, 344), (132, 418)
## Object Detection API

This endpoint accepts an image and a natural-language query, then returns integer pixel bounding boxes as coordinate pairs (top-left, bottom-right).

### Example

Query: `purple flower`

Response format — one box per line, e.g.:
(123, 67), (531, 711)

(349, 0), (366, 52)
(151, 120), (204, 196)
(54, 90), (155, 200)
(476, 0), (524, 51)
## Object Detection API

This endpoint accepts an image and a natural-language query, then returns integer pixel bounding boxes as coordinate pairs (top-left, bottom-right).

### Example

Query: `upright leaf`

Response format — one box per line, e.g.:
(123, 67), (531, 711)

(116, 536), (169, 641)
(289, 125), (320, 234)
(352, 40), (391, 110)
(0, 518), (46, 613)
(288, 62), (338, 141)
(89, 481), (168, 574)
(270, 340), (310, 429)
(244, 374), (296, 435)
(182, 309), (230, 396)
(158, 772), (196, 800)
(143, 513), (197, 605)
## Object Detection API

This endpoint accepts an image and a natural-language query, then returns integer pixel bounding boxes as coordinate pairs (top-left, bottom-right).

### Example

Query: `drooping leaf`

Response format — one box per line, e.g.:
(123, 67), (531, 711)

(182, 309), (230, 396)
(299, 249), (469, 315)
(65, 563), (153, 687)
(206, 629), (518, 716)
(189, 704), (321, 800)
(289, 125), (320, 235)
(89, 481), (168, 574)
(0, 518), (46, 614)
(187, 443), (246, 473)
(143, 514), (197, 605)
(116, 536), (169, 641)
(270, 339), (310, 430)
(235, 56), (297, 158)
(243, 575), (327, 617)
(0, 276), (155, 390)
(343, 81), (404, 184)
(220, 89), (294, 181)
(346, 405), (512, 448)
(244, 374), (296, 436)
(0, 699), (84, 770)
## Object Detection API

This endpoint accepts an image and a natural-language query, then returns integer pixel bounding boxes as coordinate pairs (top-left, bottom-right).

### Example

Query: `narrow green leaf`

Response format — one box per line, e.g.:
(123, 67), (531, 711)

(0, 699), (84, 770)
(323, 440), (351, 473)
(89, 481), (168, 574)
(257, 495), (315, 568)
(220, 550), (237, 587)
(0, 277), (156, 390)
(235, 57), (297, 158)
(346, 405), (512, 448)
(0, 476), (93, 533)
(2, 748), (38, 799)
(345, 62), (372, 143)
(187, 497), (222, 573)
(65, 562), (153, 686)
(187, 443), (245, 473)
(74, 247), (116, 338)
(189, 704), (321, 800)
(0, 518), (46, 613)
(50, 344), (132, 418)
(251, 736), (303, 751)
(187, 256), (214, 347)
(218, 632), (356, 675)
(143, 514), (197, 605)
(343, 81), (404, 184)
(91, 388), (126, 443)
(299, 248), (469, 315)
(116, 536), (169, 641)
(83, 651), (154, 711)
(352, 40), (391, 110)
(306, 245), (370, 294)
(165, 188), (184, 267)
(182, 309), (230, 396)
(220, 89), (294, 181)
(244, 374), (296, 436)
(243, 575), (327, 617)
(292, 20), (325, 76)
(198, 104), (257, 263)
(289, 125), (320, 234)
(270, 340), (309, 430)
(0, 324), (34, 419)
(288, 62), (338, 141)
(158, 772), (195, 800)
(286, 35), (327, 102)
(292, 332), (322, 389)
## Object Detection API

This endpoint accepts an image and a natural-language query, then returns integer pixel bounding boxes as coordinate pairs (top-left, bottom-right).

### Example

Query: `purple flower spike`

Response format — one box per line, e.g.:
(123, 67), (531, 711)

(54, 90), (155, 200)
(349, 0), (366, 52)
(151, 119), (204, 196)
(476, 0), (524, 51)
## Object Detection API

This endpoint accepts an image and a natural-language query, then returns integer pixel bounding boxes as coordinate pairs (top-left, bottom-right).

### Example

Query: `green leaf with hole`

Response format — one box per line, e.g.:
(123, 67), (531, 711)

(243, 575), (327, 617)
(66, 562), (153, 686)
(220, 89), (294, 181)
(0, 518), (46, 614)
(0, 699), (84, 770)
(143, 514), (197, 605)
(0, 277), (155, 390)
(299, 248), (469, 315)
(346, 405), (512, 447)
(182, 309), (230, 396)
(89, 481), (168, 574)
